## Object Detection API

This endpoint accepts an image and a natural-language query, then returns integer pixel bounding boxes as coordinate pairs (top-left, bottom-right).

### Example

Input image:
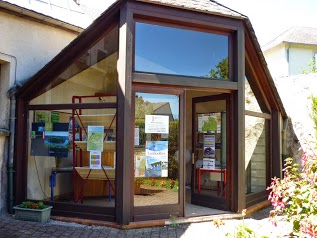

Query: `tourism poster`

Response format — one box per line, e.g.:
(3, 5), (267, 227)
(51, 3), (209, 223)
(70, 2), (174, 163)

(145, 115), (169, 134)
(203, 134), (215, 158)
(51, 112), (60, 123)
(145, 141), (168, 177)
(198, 113), (221, 133)
(134, 151), (146, 177)
(35, 111), (50, 123)
(87, 126), (104, 151)
(90, 151), (102, 169)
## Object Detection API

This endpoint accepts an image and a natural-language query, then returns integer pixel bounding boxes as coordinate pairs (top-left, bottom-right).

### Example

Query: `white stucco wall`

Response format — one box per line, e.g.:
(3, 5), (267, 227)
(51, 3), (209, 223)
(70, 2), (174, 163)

(0, 10), (79, 213)
(289, 45), (317, 75)
(263, 44), (288, 79)
(0, 11), (78, 84)
(263, 43), (317, 78)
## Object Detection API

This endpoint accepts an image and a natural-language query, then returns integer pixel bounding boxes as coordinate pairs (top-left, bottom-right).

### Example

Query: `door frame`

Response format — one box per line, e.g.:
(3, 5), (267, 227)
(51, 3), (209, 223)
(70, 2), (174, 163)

(131, 84), (185, 221)
(191, 93), (232, 211)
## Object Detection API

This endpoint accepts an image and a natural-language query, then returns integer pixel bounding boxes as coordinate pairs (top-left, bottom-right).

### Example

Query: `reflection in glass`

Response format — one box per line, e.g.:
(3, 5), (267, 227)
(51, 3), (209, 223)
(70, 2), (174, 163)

(30, 25), (119, 105)
(134, 93), (180, 206)
(245, 78), (263, 113)
(245, 116), (267, 194)
(193, 100), (226, 198)
(27, 109), (116, 208)
(135, 23), (229, 79)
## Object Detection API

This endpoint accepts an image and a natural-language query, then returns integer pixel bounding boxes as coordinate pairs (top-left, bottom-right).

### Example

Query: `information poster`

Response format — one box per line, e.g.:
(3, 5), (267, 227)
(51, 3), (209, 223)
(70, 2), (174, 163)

(36, 111), (50, 123)
(134, 127), (140, 146)
(145, 141), (168, 177)
(87, 126), (104, 151)
(145, 115), (169, 134)
(51, 112), (60, 123)
(90, 151), (101, 169)
(198, 113), (221, 133)
(134, 151), (146, 177)
(203, 135), (215, 158)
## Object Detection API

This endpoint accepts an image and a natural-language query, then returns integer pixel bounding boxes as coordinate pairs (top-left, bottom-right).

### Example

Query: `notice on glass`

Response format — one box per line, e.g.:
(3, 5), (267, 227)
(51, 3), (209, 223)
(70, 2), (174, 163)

(134, 127), (140, 146)
(198, 113), (221, 133)
(134, 151), (146, 177)
(145, 141), (168, 177)
(87, 126), (104, 151)
(90, 151), (101, 169)
(145, 115), (169, 134)
(203, 135), (215, 158)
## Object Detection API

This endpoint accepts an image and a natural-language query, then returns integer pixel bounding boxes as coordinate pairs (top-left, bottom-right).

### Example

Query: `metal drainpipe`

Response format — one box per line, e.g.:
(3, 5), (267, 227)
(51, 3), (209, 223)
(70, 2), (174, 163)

(7, 85), (20, 214)
(3, 51), (20, 214)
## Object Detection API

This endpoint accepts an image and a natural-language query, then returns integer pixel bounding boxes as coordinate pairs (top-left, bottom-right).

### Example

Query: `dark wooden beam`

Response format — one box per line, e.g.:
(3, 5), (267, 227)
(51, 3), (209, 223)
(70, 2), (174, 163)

(115, 2), (133, 225)
(245, 110), (271, 119)
(14, 99), (28, 205)
(133, 73), (238, 90)
(234, 27), (245, 213)
(271, 111), (282, 178)
(129, 1), (243, 31)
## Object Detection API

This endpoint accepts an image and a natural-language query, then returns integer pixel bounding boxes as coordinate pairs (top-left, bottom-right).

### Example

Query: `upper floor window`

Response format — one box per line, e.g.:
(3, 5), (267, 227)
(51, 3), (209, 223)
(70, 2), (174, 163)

(135, 22), (229, 80)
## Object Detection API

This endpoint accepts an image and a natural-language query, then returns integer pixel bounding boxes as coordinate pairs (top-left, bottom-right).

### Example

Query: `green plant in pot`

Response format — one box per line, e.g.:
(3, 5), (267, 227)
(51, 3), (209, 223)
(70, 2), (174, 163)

(13, 201), (52, 223)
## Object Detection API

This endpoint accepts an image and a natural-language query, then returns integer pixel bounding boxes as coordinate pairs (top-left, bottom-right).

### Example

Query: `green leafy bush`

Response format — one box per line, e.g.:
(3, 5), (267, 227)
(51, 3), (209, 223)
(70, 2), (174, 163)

(268, 146), (317, 237)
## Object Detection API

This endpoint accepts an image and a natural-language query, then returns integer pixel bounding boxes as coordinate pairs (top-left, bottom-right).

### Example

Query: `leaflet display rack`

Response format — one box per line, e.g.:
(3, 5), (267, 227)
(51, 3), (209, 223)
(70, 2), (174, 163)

(71, 94), (116, 203)
(193, 112), (226, 197)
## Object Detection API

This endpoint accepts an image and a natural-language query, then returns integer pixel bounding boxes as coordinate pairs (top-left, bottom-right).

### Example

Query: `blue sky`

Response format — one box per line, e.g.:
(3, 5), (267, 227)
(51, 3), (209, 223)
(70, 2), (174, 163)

(135, 22), (228, 77)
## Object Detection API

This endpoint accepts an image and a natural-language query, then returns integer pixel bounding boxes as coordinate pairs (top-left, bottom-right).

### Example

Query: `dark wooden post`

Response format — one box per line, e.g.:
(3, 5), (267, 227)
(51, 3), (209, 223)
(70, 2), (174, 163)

(116, 2), (134, 225)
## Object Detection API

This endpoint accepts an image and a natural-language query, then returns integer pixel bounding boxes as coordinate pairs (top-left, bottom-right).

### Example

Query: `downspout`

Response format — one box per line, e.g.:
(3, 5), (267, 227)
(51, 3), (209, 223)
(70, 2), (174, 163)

(2, 51), (20, 214)
(281, 116), (289, 174)
(7, 85), (20, 214)
(286, 43), (290, 76)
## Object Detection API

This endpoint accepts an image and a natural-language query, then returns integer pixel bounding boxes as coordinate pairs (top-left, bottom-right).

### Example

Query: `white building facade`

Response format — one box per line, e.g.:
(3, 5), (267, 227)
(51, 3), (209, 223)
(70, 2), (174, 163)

(262, 27), (317, 78)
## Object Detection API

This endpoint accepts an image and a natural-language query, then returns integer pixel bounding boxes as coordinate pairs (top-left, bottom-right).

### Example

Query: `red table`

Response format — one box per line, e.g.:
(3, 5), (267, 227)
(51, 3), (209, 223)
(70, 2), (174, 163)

(197, 168), (226, 196)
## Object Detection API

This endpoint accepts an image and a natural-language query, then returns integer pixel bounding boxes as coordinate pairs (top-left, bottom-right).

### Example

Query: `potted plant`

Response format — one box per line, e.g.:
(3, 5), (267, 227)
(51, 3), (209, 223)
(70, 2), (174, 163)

(13, 201), (52, 223)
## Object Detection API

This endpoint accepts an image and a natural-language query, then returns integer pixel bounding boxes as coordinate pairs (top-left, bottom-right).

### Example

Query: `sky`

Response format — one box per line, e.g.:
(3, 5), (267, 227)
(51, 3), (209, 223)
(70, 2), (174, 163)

(216, 0), (317, 46)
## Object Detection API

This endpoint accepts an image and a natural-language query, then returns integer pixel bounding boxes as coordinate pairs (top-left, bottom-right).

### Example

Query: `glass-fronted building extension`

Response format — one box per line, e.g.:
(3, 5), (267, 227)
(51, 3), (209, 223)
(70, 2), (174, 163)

(14, 0), (287, 225)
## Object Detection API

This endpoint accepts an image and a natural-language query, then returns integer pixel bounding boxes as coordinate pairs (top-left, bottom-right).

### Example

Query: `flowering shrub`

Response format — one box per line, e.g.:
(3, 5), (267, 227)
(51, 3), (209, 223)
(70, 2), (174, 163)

(150, 178), (156, 186)
(20, 201), (46, 210)
(160, 180), (167, 187)
(169, 179), (176, 189)
(268, 148), (317, 237)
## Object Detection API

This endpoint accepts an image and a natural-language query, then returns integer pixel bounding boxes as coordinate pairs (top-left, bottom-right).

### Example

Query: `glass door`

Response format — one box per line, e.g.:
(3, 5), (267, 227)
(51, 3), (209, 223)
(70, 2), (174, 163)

(191, 94), (230, 210)
(132, 86), (184, 221)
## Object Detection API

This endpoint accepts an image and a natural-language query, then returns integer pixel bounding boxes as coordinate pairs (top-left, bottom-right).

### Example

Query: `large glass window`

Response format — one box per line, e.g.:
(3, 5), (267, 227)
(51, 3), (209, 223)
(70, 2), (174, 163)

(245, 116), (268, 193)
(135, 22), (229, 80)
(134, 92), (180, 206)
(27, 24), (119, 211)
(30, 26), (119, 105)
(245, 77), (270, 195)
(27, 108), (116, 207)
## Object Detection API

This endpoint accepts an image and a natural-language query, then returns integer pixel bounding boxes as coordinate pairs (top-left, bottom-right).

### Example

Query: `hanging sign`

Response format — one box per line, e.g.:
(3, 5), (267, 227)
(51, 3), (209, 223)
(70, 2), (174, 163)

(87, 126), (104, 151)
(203, 135), (216, 158)
(145, 115), (169, 134)
(134, 151), (146, 177)
(90, 151), (102, 169)
(198, 113), (221, 133)
(145, 141), (168, 177)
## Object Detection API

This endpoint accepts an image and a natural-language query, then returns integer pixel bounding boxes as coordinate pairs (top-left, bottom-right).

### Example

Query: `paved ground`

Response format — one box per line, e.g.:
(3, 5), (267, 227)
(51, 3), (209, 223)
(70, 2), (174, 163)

(0, 207), (292, 238)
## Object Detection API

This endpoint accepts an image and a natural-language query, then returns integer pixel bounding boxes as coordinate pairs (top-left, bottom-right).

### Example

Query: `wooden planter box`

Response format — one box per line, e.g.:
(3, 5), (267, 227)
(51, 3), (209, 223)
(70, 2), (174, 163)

(13, 205), (52, 223)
